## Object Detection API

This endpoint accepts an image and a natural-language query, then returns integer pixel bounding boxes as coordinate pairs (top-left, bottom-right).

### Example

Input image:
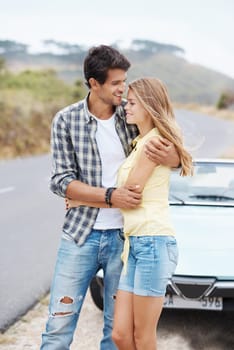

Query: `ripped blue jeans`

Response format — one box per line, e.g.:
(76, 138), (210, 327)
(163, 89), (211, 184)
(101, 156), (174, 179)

(40, 229), (124, 350)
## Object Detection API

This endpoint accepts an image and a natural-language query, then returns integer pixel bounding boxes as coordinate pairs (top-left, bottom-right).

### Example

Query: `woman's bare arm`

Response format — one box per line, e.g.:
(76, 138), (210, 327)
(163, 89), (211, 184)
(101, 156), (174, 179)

(65, 138), (161, 210)
(125, 137), (159, 191)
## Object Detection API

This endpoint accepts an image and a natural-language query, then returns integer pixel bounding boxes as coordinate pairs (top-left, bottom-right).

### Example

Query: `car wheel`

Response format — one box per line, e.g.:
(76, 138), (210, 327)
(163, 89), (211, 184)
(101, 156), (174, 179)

(90, 276), (104, 311)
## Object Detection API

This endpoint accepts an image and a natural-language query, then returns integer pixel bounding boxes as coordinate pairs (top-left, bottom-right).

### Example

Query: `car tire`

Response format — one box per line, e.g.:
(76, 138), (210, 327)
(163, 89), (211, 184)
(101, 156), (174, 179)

(89, 276), (104, 311)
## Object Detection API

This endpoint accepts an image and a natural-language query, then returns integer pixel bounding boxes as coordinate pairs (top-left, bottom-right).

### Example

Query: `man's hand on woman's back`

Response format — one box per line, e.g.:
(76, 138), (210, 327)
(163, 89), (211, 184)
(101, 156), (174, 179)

(144, 136), (180, 168)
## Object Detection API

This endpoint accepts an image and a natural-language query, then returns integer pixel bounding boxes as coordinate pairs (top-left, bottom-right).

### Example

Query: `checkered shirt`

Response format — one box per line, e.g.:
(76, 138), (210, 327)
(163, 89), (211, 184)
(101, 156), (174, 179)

(50, 96), (138, 245)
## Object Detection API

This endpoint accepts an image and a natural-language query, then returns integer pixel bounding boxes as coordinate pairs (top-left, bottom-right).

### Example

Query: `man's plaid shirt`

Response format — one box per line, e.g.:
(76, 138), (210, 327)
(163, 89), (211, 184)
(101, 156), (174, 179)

(50, 97), (139, 245)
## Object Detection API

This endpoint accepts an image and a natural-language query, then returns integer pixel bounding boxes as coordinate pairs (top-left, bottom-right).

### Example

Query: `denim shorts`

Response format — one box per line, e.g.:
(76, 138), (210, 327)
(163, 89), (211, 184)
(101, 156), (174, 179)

(118, 235), (178, 297)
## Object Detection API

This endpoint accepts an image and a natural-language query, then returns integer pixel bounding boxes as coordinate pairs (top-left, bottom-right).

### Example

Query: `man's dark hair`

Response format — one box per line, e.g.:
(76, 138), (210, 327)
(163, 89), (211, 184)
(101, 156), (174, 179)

(84, 45), (131, 88)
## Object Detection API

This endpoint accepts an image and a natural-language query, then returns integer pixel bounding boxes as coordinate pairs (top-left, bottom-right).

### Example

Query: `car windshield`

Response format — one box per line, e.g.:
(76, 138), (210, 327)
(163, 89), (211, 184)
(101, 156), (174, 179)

(169, 161), (234, 206)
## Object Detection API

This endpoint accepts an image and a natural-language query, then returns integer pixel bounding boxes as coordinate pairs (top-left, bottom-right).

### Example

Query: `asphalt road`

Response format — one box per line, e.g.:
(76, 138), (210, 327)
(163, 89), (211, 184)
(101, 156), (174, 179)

(175, 109), (234, 158)
(0, 154), (64, 331)
(0, 109), (234, 332)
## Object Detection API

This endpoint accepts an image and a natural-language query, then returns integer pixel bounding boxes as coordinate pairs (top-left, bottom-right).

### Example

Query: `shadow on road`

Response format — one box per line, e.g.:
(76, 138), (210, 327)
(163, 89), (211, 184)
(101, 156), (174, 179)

(159, 309), (234, 349)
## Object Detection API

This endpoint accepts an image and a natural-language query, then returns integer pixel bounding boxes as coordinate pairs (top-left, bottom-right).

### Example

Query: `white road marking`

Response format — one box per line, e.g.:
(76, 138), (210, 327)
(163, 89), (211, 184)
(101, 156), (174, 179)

(0, 186), (15, 194)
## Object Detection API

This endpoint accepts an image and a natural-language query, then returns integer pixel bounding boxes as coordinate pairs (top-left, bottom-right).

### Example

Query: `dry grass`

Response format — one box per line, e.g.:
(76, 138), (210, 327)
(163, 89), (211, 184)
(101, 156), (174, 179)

(1, 102), (234, 160)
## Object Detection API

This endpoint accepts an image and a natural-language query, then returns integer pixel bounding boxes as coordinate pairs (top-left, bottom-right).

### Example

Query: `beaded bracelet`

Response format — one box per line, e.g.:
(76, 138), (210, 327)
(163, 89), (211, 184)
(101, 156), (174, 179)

(105, 187), (116, 207)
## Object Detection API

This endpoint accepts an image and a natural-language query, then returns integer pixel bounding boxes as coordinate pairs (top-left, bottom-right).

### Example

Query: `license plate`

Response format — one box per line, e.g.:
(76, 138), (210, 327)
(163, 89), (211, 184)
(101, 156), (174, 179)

(163, 295), (223, 310)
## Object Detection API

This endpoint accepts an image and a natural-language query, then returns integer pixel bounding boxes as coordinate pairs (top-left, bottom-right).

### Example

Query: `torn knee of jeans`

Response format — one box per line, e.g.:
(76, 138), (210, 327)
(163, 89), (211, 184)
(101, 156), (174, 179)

(52, 296), (74, 317)
(59, 296), (74, 304)
(52, 311), (73, 316)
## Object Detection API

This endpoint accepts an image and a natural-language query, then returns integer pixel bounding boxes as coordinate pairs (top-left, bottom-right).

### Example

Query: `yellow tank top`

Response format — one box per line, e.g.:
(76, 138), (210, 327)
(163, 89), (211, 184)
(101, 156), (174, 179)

(117, 128), (175, 270)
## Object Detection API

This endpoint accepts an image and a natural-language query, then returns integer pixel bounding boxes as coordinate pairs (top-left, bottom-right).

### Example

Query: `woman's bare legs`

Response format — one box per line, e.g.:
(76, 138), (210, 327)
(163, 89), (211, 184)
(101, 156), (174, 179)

(133, 295), (164, 350)
(112, 291), (164, 350)
(112, 290), (137, 350)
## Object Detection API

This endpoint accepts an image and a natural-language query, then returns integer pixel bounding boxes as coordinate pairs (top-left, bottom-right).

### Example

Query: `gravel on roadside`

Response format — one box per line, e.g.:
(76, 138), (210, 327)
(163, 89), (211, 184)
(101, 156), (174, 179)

(0, 291), (191, 350)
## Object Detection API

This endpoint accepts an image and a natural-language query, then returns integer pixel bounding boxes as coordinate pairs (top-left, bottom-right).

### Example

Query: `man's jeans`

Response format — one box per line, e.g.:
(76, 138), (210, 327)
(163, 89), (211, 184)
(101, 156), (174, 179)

(40, 229), (124, 350)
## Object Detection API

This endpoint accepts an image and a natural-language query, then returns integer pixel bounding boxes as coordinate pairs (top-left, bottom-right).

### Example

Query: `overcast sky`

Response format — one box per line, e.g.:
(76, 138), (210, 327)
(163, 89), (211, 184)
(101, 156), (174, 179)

(0, 0), (233, 78)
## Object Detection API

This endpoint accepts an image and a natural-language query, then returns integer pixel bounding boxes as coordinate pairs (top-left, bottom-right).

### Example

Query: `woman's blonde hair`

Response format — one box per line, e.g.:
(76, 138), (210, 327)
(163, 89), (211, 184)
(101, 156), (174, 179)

(129, 78), (193, 176)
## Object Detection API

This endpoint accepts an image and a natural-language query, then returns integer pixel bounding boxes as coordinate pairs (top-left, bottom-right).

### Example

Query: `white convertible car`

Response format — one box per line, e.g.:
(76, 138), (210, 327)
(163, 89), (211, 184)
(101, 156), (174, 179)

(90, 159), (234, 312)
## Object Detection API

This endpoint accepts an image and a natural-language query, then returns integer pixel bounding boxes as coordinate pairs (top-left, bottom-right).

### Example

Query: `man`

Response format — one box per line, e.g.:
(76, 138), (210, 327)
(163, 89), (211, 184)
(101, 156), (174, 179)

(40, 45), (179, 349)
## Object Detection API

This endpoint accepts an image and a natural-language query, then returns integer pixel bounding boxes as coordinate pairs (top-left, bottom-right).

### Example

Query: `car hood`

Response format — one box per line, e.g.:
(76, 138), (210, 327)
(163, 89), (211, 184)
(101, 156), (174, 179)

(171, 205), (234, 278)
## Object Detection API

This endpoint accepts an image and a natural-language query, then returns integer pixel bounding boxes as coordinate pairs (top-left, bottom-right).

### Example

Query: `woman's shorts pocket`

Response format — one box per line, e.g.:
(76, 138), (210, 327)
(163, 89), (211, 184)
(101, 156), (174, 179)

(166, 238), (178, 265)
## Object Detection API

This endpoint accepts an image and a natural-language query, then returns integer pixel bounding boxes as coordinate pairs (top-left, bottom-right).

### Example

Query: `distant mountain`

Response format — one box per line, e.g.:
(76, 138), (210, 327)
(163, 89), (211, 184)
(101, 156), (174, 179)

(1, 39), (234, 105)
(127, 52), (234, 104)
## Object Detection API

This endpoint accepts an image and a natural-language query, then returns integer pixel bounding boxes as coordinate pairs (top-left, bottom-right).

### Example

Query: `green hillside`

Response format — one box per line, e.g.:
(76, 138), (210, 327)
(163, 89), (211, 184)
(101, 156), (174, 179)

(1, 39), (234, 105)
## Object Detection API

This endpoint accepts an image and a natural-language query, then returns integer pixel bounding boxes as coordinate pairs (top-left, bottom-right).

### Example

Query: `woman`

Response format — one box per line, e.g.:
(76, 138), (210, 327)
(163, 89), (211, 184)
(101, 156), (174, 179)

(111, 78), (192, 350)
(67, 78), (193, 350)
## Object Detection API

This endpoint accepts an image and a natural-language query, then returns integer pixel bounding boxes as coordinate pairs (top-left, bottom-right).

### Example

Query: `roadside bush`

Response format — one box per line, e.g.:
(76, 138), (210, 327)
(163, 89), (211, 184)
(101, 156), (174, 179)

(217, 91), (234, 109)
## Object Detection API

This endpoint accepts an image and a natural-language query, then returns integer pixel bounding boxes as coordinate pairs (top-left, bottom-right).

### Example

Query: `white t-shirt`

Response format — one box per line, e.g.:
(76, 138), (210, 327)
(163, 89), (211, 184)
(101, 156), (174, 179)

(93, 114), (125, 229)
